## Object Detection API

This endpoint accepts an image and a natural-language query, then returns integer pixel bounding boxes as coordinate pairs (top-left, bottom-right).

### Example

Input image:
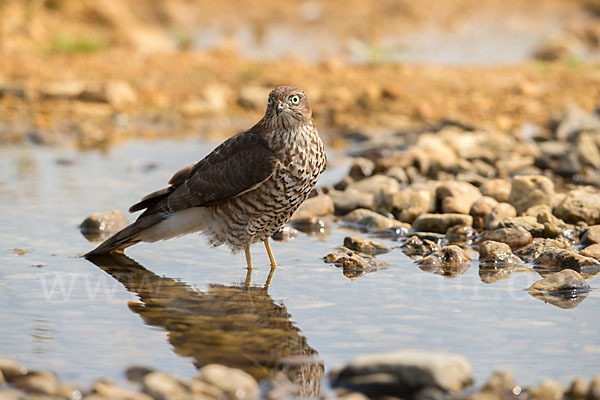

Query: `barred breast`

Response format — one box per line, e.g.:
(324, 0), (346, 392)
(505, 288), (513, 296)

(204, 122), (326, 252)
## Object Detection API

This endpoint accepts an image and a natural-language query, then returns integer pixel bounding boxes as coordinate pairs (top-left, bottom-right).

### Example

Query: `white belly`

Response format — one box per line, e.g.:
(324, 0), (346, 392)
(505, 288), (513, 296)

(140, 207), (209, 243)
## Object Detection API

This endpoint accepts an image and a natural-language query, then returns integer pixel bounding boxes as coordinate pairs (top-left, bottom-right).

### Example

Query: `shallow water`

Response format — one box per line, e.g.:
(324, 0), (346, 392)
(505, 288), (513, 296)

(1, 139), (599, 392)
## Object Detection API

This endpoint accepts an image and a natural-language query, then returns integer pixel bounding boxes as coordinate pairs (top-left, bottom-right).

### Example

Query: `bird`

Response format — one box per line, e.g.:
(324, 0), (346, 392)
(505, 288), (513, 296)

(85, 86), (327, 275)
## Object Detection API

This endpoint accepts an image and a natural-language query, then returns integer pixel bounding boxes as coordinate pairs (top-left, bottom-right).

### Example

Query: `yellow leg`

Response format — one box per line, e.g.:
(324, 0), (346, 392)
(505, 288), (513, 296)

(264, 238), (277, 268)
(244, 246), (252, 288)
(264, 239), (277, 289)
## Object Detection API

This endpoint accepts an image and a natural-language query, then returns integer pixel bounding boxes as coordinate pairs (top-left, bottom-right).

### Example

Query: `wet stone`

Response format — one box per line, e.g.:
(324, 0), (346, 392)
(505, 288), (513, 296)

(371, 226), (410, 240)
(582, 225), (600, 244)
(272, 226), (299, 241)
(125, 366), (155, 384)
(479, 241), (522, 267)
(324, 251), (389, 280)
(470, 196), (499, 230)
(13, 371), (59, 396)
(479, 227), (532, 250)
(197, 364), (258, 400)
(582, 244), (600, 260)
(514, 239), (571, 263)
(536, 209), (569, 238)
(446, 225), (477, 245)
(343, 208), (406, 232)
(508, 175), (555, 215)
(567, 378), (590, 400)
(554, 188), (600, 225)
(343, 236), (390, 255)
(419, 245), (471, 277)
(496, 216), (545, 237)
(330, 350), (473, 397)
(401, 235), (442, 258)
(484, 203), (517, 231)
(412, 213), (473, 234)
(289, 216), (330, 234)
(528, 269), (590, 294)
(533, 248), (600, 272)
(80, 210), (128, 240)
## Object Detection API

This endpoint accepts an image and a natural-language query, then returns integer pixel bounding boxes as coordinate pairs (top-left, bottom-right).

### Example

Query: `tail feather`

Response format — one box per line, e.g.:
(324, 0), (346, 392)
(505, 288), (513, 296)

(84, 214), (166, 257)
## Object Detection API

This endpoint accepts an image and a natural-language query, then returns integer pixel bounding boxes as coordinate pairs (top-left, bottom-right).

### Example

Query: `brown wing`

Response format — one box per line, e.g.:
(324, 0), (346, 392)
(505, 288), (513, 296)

(129, 130), (280, 216)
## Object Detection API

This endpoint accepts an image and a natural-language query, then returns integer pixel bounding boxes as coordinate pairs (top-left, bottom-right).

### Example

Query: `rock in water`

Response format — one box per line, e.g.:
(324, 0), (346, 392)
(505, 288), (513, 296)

(331, 350), (473, 398)
(528, 269), (590, 293)
(80, 210), (128, 241)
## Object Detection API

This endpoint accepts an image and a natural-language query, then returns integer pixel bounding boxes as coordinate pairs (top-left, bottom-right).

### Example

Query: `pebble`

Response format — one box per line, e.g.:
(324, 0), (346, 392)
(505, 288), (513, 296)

(508, 175), (555, 215)
(93, 378), (153, 400)
(330, 350), (473, 397)
(329, 189), (376, 214)
(484, 203), (517, 231)
(554, 188), (600, 225)
(0, 359), (27, 382)
(343, 208), (406, 231)
(582, 225), (600, 244)
(13, 371), (59, 396)
(142, 371), (192, 400)
(436, 181), (482, 214)
(528, 269), (590, 293)
(348, 157), (375, 180)
(446, 225), (477, 245)
(567, 378), (590, 400)
(323, 251), (388, 280)
(581, 244), (600, 260)
(80, 210), (128, 239)
(480, 179), (511, 203)
(197, 364), (258, 400)
(496, 216), (545, 237)
(480, 370), (517, 394)
(292, 194), (334, 219)
(479, 241), (522, 266)
(401, 235), (442, 258)
(514, 239), (571, 263)
(271, 226), (299, 241)
(412, 213), (473, 233)
(533, 248), (600, 272)
(289, 216), (330, 234)
(588, 376), (600, 400)
(419, 245), (471, 277)
(479, 227), (532, 250)
(343, 236), (390, 255)
(392, 190), (434, 223)
(526, 379), (564, 400)
(470, 196), (498, 230)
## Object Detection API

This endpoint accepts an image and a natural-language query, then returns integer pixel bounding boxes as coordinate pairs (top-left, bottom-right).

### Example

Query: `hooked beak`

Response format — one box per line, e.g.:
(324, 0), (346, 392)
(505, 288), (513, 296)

(276, 101), (284, 116)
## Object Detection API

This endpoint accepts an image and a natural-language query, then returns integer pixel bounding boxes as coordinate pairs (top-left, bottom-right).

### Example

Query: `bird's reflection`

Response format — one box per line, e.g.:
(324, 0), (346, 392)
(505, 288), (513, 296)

(85, 253), (323, 396)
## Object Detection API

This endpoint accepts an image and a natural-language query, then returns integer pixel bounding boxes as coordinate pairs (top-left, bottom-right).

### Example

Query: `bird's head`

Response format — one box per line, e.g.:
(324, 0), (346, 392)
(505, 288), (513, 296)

(265, 86), (312, 128)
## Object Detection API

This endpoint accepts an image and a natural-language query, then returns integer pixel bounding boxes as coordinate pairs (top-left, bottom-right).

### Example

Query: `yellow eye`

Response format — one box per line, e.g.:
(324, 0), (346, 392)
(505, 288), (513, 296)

(289, 95), (300, 105)
(267, 97), (273, 105)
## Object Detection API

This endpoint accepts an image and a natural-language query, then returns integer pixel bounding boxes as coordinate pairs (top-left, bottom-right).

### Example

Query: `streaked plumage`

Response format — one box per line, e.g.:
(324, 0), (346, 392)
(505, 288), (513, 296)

(85, 86), (326, 272)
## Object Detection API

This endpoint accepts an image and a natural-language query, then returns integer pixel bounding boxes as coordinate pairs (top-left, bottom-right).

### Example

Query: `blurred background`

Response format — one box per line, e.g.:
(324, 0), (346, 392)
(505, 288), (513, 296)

(1, 0), (599, 148)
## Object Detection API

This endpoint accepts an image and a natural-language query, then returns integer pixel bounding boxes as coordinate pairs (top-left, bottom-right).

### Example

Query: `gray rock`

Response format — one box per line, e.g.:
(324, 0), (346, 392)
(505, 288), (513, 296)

(582, 225), (600, 245)
(470, 196), (499, 230)
(80, 210), (128, 240)
(329, 189), (376, 214)
(533, 248), (600, 272)
(412, 213), (473, 233)
(292, 194), (334, 219)
(554, 188), (600, 225)
(582, 244), (600, 260)
(508, 175), (555, 215)
(497, 216), (545, 237)
(197, 364), (258, 400)
(343, 209), (406, 231)
(331, 350), (473, 397)
(343, 236), (390, 255)
(348, 157), (375, 180)
(479, 241), (522, 266)
(479, 227), (532, 250)
(528, 269), (590, 293)
(436, 181), (482, 214)
(485, 203), (517, 231)
(480, 179), (511, 203)
(142, 372), (191, 400)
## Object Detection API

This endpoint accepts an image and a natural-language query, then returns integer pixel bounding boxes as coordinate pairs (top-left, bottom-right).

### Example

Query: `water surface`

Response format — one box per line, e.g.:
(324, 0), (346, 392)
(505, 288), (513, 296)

(1, 139), (599, 391)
